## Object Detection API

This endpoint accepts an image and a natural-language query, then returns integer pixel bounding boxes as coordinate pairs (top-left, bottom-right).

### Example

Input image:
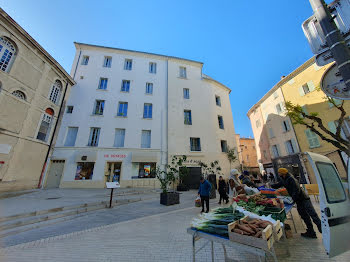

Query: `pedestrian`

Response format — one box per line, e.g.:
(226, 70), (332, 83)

(270, 168), (322, 238)
(198, 176), (212, 213)
(218, 176), (228, 204)
(230, 169), (242, 186)
(262, 171), (268, 183)
(268, 172), (275, 183)
(227, 178), (245, 200)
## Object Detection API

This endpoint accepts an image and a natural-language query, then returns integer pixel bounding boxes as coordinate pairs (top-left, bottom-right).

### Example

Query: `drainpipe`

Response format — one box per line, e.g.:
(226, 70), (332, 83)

(37, 81), (69, 188)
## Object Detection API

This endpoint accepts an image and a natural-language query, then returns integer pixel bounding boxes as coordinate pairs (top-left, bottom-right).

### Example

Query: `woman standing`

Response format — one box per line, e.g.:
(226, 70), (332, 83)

(218, 176), (228, 204)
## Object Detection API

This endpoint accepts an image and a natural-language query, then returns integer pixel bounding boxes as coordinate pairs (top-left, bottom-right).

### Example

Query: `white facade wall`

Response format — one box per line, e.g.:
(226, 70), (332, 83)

(50, 43), (239, 188)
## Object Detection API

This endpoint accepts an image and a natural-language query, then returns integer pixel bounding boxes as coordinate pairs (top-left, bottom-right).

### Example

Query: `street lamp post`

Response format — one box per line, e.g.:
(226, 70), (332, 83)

(309, 0), (350, 91)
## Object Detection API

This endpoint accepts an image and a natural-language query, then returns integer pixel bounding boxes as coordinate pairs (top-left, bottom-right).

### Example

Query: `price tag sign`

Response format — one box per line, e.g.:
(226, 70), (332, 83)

(106, 182), (120, 189)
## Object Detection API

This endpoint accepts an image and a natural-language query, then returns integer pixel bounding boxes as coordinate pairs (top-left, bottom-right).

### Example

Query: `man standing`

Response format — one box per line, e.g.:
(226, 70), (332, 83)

(218, 176), (228, 204)
(198, 176), (212, 213)
(271, 168), (322, 238)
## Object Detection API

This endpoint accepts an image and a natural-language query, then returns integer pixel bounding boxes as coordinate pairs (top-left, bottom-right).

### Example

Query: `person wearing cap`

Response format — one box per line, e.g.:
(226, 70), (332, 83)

(198, 176), (212, 213)
(271, 168), (322, 239)
(229, 169), (242, 185)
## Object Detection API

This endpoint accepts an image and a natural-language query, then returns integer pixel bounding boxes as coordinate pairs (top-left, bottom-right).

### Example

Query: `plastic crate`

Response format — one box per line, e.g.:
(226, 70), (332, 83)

(259, 207), (287, 222)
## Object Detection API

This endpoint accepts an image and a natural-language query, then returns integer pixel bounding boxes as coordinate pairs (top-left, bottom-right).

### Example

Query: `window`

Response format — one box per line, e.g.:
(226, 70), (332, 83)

(299, 81), (315, 96)
(66, 106), (74, 114)
(93, 100), (105, 115)
(146, 83), (153, 94)
(218, 116), (224, 129)
(75, 162), (94, 180)
(221, 140), (228, 153)
(138, 163), (156, 178)
(315, 162), (346, 203)
(0, 36), (16, 72)
(285, 140), (295, 154)
(124, 59), (132, 70)
(190, 138), (201, 151)
(183, 88), (190, 99)
(103, 56), (112, 68)
(273, 91), (278, 99)
(269, 128), (275, 138)
(98, 78), (108, 90)
(282, 120), (290, 132)
(246, 155), (249, 161)
(121, 80), (130, 92)
(117, 102), (128, 117)
(149, 62), (157, 74)
(143, 103), (153, 119)
(276, 103), (282, 114)
(256, 120), (261, 128)
(179, 66), (187, 78)
(37, 112), (53, 142)
(215, 96), (221, 106)
(141, 130), (151, 148)
(305, 129), (320, 148)
(184, 110), (192, 125)
(114, 129), (125, 147)
(12, 90), (26, 100)
(49, 80), (62, 104)
(64, 127), (78, 146)
(88, 127), (100, 146)
(81, 56), (89, 65)
(272, 145), (280, 158)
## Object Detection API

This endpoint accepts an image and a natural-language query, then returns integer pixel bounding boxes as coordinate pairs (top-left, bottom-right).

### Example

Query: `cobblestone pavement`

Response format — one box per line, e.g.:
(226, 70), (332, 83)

(0, 195), (349, 262)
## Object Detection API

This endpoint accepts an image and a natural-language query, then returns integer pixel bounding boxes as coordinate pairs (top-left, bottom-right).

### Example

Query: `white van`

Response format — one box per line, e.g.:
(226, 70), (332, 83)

(305, 152), (350, 258)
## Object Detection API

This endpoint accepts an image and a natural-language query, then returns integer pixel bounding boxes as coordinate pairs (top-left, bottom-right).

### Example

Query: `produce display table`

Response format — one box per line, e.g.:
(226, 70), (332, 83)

(187, 227), (278, 262)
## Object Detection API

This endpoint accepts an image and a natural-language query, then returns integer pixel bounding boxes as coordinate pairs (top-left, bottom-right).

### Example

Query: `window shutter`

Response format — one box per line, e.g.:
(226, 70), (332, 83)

(276, 144), (281, 157)
(299, 86), (305, 96)
(301, 105), (308, 116)
(291, 138), (298, 153)
(328, 121), (337, 134)
(284, 141), (290, 155)
(307, 81), (315, 92)
(285, 120), (290, 131)
(269, 128), (274, 138)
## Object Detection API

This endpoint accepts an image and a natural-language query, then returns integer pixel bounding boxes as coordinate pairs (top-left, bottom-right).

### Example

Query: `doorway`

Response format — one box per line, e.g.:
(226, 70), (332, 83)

(45, 160), (65, 188)
(106, 162), (122, 183)
(183, 167), (202, 189)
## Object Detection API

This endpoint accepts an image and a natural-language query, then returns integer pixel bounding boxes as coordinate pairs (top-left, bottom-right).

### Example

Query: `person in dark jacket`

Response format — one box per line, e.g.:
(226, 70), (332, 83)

(271, 168), (322, 238)
(198, 176), (212, 213)
(218, 176), (228, 204)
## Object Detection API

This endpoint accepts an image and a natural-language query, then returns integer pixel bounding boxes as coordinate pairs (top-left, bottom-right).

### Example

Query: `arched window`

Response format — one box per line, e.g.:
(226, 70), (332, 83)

(12, 90), (26, 100)
(37, 108), (54, 142)
(0, 37), (16, 72)
(49, 80), (62, 104)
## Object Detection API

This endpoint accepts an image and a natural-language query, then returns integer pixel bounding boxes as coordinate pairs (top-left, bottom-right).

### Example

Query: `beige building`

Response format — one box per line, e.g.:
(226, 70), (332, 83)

(0, 9), (75, 192)
(235, 134), (259, 175)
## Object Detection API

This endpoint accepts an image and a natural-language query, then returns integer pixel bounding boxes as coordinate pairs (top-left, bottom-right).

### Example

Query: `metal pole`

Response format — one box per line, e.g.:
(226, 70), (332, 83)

(109, 188), (114, 208)
(309, 0), (350, 91)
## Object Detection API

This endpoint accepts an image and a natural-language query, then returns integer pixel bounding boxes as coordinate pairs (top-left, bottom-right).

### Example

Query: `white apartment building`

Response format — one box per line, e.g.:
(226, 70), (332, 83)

(44, 43), (238, 189)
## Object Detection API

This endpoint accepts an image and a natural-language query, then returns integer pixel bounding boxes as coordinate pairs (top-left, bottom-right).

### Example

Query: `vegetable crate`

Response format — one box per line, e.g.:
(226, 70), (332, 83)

(227, 216), (274, 251)
(272, 220), (283, 241)
(259, 207), (286, 222)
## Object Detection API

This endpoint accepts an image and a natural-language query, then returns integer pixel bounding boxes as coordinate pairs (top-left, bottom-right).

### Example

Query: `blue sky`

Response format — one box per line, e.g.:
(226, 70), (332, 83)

(1, 0), (330, 137)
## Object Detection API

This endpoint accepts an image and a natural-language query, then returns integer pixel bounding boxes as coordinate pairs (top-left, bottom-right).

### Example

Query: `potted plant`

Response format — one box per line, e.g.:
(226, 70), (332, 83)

(169, 155), (189, 191)
(156, 166), (179, 206)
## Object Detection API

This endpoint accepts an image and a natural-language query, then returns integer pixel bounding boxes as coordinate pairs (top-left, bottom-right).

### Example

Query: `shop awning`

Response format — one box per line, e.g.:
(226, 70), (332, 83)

(131, 152), (159, 163)
(74, 151), (97, 162)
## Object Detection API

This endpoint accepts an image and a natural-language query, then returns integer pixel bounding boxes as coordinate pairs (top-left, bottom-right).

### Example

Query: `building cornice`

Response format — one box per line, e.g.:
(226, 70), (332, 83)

(74, 42), (204, 67)
(247, 57), (315, 117)
(0, 8), (75, 85)
(202, 74), (231, 93)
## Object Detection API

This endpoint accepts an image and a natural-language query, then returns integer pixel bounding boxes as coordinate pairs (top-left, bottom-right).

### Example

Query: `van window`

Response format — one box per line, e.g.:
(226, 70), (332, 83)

(316, 162), (346, 203)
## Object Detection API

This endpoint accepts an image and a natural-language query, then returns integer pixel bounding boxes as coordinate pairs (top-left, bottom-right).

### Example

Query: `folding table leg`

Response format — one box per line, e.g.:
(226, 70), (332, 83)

(211, 241), (214, 262)
(193, 235), (196, 262)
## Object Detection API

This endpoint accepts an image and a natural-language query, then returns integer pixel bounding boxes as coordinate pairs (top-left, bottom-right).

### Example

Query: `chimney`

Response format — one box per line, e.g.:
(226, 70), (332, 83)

(281, 76), (285, 80)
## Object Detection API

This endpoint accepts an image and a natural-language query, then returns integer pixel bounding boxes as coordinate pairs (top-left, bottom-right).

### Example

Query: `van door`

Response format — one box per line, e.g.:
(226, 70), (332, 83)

(306, 152), (350, 258)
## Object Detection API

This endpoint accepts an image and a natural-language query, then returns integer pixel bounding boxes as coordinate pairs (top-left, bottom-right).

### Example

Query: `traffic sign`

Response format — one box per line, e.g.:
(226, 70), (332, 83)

(321, 63), (350, 100)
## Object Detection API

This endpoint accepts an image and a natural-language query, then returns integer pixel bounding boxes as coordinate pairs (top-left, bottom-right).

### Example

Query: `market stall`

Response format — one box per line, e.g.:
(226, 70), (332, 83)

(189, 205), (282, 262)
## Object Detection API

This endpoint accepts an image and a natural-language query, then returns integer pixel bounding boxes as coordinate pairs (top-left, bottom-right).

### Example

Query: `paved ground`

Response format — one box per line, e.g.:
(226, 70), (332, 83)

(0, 188), (158, 217)
(0, 192), (349, 261)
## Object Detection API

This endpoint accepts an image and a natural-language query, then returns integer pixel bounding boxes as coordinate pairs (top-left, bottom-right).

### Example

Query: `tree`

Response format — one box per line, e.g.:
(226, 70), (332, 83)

(226, 147), (237, 169)
(285, 97), (349, 156)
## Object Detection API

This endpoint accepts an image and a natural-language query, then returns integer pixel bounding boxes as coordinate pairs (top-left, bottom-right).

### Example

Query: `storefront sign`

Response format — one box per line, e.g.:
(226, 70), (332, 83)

(104, 154), (127, 159)
(106, 182), (120, 188)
